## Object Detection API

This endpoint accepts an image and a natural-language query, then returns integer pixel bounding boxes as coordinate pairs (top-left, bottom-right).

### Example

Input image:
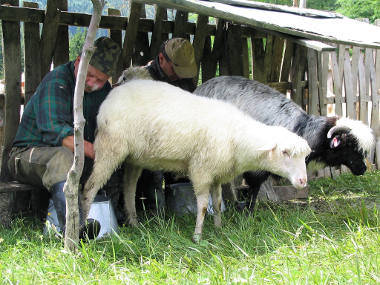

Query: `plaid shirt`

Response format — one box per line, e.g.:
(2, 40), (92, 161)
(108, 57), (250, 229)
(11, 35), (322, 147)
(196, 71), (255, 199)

(13, 61), (111, 147)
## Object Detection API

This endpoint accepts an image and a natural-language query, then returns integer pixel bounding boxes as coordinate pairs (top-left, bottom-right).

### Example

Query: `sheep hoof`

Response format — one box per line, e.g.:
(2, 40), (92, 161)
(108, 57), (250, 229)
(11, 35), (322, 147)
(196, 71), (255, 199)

(129, 219), (138, 227)
(192, 234), (202, 243)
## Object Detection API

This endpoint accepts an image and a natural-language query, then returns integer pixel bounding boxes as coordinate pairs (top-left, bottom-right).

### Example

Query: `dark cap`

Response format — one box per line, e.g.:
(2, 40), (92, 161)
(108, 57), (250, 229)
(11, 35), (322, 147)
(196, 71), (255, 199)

(164, 38), (197, 78)
(89, 37), (121, 77)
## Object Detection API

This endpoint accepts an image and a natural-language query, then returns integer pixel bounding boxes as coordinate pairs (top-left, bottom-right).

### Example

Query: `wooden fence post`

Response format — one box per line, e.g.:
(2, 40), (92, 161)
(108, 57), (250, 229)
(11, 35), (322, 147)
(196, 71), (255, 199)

(150, 5), (167, 59)
(23, 1), (41, 105)
(173, 10), (188, 40)
(108, 8), (124, 83)
(193, 14), (208, 82)
(331, 45), (345, 116)
(307, 48), (320, 115)
(132, 5), (151, 66)
(40, 0), (60, 79)
(122, 1), (142, 69)
(53, 0), (69, 67)
(0, 0), (22, 181)
(343, 47), (357, 119)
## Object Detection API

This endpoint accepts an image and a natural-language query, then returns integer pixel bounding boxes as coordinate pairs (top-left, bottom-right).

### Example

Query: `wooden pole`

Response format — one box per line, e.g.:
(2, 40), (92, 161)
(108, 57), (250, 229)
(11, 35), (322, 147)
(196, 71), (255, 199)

(63, 0), (105, 252)
(0, 0), (21, 182)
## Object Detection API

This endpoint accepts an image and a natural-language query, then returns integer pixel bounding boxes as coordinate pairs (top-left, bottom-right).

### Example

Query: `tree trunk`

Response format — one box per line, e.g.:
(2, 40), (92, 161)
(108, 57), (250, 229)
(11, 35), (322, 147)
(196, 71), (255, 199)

(64, 0), (105, 252)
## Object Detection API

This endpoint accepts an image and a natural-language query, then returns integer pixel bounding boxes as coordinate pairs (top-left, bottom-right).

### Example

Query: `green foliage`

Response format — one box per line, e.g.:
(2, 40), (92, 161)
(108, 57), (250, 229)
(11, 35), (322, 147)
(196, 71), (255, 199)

(336, 0), (380, 23)
(69, 28), (87, 61)
(0, 170), (379, 283)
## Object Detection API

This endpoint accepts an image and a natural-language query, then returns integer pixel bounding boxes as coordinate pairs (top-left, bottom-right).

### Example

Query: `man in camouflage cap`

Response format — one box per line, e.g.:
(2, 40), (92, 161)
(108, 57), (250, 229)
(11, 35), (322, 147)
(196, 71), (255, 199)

(8, 36), (121, 239)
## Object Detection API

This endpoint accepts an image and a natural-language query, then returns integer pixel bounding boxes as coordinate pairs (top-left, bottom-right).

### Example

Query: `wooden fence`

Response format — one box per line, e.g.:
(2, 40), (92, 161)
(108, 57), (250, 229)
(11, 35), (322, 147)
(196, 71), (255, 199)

(0, 0), (379, 180)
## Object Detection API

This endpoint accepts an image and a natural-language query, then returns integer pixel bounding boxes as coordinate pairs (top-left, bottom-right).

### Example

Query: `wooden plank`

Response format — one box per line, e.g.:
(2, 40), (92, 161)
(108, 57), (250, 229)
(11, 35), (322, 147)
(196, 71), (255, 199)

(53, 0), (69, 67)
(291, 45), (306, 108)
(307, 48), (320, 115)
(241, 36), (250, 78)
(193, 14), (209, 81)
(122, 1), (142, 68)
(358, 51), (368, 124)
(270, 36), (284, 82)
(108, 8), (124, 83)
(0, 5), (219, 36)
(23, 1), (41, 105)
(0, 0), (22, 181)
(40, 0), (60, 78)
(263, 34), (273, 83)
(132, 5), (151, 66)
(251, 32), (266, 83)
(227, 23), (244, 76)
(351, 46), (360, 96)
(150, 5), (168, 59)
(173, 10), (189, 39)
(200, 35), (213, 83)
(331, 49), (343, 116)
(374, 20), (380, 129)
(318, 51), (329, 116)
(203, 18), (225, 81)
(280, 39), (294, 82)
(366, 48), (379, 129)
(343, 48), (356, 119)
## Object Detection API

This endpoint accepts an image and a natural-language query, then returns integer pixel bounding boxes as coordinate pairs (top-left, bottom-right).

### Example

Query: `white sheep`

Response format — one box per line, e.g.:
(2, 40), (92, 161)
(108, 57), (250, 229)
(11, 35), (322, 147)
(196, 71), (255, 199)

(82, 79), (311, 242)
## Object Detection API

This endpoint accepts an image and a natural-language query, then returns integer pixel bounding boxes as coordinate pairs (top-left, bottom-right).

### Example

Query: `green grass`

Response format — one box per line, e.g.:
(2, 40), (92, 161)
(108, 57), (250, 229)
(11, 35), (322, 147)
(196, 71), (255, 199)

(1, 171), (379, 284)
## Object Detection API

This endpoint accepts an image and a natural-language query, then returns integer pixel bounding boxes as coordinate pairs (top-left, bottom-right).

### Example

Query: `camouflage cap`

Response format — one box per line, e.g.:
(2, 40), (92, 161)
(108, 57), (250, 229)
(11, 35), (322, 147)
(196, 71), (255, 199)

(89, 37), (121, 77)
(164, 38), (197, 78)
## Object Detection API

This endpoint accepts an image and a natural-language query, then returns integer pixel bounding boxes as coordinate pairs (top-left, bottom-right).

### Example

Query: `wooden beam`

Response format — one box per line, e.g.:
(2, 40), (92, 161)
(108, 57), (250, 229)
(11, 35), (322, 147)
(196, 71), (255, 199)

(193, 14), (209, 81)
(0, 0), (22, 181)
(122, 1), (142, 68)
(23, 1), (41, 105)
(53, 0), (69, 67)
(227, 23), (244, 76)
(132, 5), (151, 66)
(307, 48), (320, 115)
(150, 5), (167, 59)
(108, 8), (124, 83)
(0, 6), (216, 36)
(173, 10), (188, 39)
(40, 0), (60, 78)
(343, 48), (357, 119)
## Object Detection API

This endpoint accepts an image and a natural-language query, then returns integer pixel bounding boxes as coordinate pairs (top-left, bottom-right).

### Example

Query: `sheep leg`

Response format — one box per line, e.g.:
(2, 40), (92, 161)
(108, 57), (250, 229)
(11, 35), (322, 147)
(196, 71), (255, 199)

(122, 163), (143, 226)
(210, 183), (222, 228)
(192, 186), (210, 243)
(82, 137), (127, 220)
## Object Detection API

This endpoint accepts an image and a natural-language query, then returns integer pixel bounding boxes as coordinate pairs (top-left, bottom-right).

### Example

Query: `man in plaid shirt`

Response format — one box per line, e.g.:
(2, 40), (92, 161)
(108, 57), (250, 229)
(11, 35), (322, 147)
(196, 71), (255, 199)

(7, 37), (121, 239)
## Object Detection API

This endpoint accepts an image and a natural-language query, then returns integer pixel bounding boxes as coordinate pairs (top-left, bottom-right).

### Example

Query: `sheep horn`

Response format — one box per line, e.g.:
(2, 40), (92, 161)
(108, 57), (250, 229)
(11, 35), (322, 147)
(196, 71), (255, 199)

(326, 125), (351, 138)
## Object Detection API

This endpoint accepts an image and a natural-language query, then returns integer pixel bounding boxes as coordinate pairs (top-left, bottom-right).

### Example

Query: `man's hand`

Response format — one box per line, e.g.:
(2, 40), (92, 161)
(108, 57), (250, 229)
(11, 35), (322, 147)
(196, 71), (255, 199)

(62, 135), (95, 160)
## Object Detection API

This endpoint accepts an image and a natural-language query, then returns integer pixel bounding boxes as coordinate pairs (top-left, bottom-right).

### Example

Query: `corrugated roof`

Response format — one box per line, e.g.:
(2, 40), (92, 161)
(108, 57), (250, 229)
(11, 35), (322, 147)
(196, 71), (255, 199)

(136, 0), (380, 48)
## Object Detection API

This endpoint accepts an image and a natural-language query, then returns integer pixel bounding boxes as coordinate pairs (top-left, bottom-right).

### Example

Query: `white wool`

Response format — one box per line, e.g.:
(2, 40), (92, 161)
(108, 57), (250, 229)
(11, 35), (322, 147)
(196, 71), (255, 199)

(97, 79), (310, 182)
(336, 117), (375, 153)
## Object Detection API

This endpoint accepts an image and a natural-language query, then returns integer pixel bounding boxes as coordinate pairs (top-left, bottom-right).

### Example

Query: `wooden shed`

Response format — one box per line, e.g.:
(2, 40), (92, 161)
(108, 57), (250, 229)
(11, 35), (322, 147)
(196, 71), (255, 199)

(0, 0), (379, 220)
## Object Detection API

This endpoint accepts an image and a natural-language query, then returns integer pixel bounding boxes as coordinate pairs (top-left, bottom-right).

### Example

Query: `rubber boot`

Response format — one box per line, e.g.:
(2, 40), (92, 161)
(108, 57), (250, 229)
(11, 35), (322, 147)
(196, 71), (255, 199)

(50, 181), (101, 240)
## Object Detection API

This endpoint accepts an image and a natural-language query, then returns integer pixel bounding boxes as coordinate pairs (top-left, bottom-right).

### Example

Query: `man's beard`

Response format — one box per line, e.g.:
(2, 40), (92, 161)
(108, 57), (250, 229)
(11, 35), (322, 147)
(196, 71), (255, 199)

(85, 84), (101, 92)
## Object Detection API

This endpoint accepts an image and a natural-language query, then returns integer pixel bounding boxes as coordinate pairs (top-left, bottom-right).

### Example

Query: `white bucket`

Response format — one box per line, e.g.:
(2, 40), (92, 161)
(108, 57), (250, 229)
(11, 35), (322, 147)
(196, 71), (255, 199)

(44, 194), (118, 239)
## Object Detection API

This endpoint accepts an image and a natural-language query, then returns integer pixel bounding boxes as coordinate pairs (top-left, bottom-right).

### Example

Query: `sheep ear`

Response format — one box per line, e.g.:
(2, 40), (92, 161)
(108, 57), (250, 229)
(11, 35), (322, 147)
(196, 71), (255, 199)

(257, 143), (276, 152)
(329, 136), (341, 149)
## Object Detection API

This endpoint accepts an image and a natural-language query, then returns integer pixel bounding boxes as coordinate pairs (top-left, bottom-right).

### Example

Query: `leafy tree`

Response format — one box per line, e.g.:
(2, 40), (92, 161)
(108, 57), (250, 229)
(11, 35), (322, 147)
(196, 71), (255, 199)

(69, 28), (87, 60)
(336, 0), (380, 23)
